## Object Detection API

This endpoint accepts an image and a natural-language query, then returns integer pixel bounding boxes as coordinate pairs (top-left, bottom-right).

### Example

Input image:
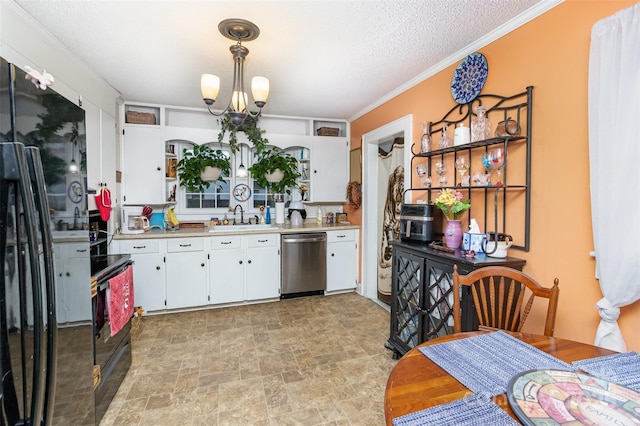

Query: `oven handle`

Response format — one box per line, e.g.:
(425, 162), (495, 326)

(96, 262), (133, 291)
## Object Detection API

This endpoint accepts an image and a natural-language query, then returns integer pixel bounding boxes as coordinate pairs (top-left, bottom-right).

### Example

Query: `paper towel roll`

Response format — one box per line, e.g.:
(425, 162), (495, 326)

(275, 202), (285, 224)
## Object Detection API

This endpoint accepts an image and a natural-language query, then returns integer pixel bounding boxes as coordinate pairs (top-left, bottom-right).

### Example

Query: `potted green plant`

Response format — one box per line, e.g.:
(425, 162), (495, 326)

(217, 113), (268, 154)
(176, 144), (231, 192)
(248, 147), (301, 195)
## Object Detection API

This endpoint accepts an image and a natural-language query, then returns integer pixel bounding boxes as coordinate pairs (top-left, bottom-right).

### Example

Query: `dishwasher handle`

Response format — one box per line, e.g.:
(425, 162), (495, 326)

(282, 234), (326, 244)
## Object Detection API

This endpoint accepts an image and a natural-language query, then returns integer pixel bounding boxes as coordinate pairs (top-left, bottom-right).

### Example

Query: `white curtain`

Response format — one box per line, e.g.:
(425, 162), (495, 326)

(589, 3), (640, 352)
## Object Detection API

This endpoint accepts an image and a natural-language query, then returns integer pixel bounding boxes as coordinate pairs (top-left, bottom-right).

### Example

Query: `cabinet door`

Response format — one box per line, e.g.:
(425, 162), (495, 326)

(310, 137), (349, 202)
(85, 103), (117, 192)
(326, 230), (358, 293)
(165, 251), (208, 309)
(390, 248), (425, 353)
(245, 246), (280, 300)
(209, 248), (245, 304)
(130, 253), (166, 312)
(122, 125), (165, 204)
(54, 243), (92, 323)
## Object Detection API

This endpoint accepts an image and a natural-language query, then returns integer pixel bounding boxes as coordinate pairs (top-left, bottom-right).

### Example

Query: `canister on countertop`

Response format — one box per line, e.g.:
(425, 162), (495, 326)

(326, 212), (334, 225)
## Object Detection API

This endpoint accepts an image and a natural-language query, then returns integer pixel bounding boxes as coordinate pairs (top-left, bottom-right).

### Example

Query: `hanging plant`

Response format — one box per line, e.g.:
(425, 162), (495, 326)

(217, 112), (268, 154)
(248, 147), (301, 195)
(176, 144), (231, 193)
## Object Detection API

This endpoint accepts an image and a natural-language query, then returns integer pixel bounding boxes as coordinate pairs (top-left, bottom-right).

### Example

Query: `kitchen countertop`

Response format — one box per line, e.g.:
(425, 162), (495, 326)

(114, 222), (360, 240)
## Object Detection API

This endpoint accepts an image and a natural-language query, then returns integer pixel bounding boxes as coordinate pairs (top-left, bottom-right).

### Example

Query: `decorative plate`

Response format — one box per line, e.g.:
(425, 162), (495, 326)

(451, 52), (488, 104)
(67, 180), (83, 203)
(508, 369), (640, 426)
(233, 183), (251, 202)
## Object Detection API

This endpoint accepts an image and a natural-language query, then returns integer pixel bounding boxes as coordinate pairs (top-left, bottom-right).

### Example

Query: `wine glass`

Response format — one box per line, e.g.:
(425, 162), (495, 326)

(481, 151), (494, 185)
(415, 165), (431, 187)
(455, 156), (470, 186)
(489, 148), (506, 186)
(435, 160), (447, 186)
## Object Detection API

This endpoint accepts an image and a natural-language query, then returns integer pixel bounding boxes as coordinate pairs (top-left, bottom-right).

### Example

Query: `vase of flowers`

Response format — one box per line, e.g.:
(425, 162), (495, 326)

(434, 189), (471, 248)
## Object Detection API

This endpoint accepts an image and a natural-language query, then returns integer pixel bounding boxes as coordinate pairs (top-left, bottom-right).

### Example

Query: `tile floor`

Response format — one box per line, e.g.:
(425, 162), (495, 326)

(100, 292), (397, 425)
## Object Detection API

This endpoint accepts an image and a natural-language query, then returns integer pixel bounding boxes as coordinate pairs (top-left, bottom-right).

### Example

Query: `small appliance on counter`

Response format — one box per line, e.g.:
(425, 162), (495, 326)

(121, 206), (149, 234)
(287, 200), (307, 220)
(399, 203), (442, 243)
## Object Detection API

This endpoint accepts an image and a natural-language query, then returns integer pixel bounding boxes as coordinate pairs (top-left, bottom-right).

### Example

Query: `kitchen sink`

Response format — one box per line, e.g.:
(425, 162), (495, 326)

(209, 224), (278, 232)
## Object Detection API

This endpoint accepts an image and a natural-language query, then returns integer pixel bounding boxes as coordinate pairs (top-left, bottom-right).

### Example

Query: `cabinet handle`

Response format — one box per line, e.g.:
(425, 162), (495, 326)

(179, 244), (192, 247)
(156, 266), (160, 270)
(133, 245), (146, 249)
(314, 170), (317, 174)
(331, 253), (335, 257)
(76, 249), (87, 253)
(337, 235), (346, 238)
(221, 241), (232, 245)
(257, 239), (268, 243)
(239, 260), (243, 264)
(66, 272), (70, 277)
(201, 263), (205, 267)
(156, 166), (161, 171)
(248, 259), (252, 264)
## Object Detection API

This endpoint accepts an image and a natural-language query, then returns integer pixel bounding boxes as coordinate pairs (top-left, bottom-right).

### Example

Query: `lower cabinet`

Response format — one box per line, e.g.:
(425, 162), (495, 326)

(387, 240), (526, 359)
(115, 239), (166, 312)
(326, 229), (358, 293)
(54, 242), (92, 323)
(209, 233), (280, 304)
(165, 238), (208, 309)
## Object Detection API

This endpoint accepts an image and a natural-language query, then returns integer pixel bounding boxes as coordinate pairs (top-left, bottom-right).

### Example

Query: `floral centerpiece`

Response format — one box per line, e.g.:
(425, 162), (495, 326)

(434, 189), (471, 220)
(433, 189), (471, 248)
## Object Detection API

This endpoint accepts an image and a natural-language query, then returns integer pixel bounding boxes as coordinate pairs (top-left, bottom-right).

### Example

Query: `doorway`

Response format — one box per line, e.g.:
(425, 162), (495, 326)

(362, 115), (412, 305)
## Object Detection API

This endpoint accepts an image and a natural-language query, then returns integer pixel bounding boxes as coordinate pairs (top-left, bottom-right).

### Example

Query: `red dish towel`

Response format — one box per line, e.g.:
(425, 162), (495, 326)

(108, 266), (134, 337)
(95, 187), (112, 221)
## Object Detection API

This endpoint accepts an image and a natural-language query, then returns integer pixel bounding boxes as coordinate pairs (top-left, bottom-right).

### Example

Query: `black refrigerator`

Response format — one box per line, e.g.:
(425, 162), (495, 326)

(1, 58), (95, 425)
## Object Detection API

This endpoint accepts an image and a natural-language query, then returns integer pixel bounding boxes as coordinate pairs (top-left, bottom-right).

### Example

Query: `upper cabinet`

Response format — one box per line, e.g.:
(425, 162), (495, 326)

(119, 102), (350, 206)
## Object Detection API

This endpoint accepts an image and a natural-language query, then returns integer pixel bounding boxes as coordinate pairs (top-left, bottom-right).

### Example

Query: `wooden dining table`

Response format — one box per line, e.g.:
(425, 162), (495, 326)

(384, 330), (618, 425)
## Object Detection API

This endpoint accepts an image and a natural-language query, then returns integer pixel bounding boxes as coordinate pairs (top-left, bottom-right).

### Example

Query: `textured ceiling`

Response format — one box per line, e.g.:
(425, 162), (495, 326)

(14, 0), (551, 120)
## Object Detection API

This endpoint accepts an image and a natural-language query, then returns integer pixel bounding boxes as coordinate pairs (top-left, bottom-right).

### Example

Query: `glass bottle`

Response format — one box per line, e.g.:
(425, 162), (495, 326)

(419, 121), (432, 153)
(438, 124), (452, 149)
(471, 106), (492, 142)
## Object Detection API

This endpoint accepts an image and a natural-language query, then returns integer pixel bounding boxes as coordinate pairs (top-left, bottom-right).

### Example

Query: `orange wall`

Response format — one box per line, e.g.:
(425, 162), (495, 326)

(350, 1), (640, 351)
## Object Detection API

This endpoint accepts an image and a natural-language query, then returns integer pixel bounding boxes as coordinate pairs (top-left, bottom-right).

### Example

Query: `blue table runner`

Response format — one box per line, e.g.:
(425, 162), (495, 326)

(419, 331), (573, 397)
(574, 351), (640, 392)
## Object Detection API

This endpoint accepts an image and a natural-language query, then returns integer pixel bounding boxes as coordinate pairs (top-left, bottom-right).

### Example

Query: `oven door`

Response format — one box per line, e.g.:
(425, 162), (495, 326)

(92, 270), (132, 369)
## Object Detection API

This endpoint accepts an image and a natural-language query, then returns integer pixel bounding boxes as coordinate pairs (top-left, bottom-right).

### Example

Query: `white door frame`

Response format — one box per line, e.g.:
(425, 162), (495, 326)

(361, 115), (413, 301)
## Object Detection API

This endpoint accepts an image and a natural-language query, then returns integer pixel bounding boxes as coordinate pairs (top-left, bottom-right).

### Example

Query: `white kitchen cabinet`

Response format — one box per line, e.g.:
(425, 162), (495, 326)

(165, 238), (208, 309)
(122, 125), (165, 204)
(54, 242), (92, 323)
(326, 229), (358, 293)
(209, 233), (280, 304)
(85, 101), (117, 194)
(310, 137), (349, 202)
(245, 234), (280, 300)
(209, 236), (244, 304)
(116, 239), (167, 312)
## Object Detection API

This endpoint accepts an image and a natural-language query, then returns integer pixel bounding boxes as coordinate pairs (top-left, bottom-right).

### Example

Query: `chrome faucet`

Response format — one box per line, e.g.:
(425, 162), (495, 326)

(233, 204), (244, 225)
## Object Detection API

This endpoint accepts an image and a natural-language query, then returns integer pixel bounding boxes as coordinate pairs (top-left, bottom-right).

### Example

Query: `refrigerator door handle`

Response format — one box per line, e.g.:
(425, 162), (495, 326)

(25, 147), (58, 425)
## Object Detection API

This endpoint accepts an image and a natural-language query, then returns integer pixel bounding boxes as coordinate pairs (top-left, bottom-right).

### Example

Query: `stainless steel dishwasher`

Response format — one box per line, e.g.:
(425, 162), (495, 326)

(281, 232), (326, 298)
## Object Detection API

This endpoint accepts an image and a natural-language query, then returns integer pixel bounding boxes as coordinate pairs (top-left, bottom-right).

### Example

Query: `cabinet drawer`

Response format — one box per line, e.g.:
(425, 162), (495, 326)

(118, 239), (161, 254)
(327, 230), (356, 243)
(167, 238), (204, 253)
(210, 236), (241, 250)
(248, 234), (277, 248)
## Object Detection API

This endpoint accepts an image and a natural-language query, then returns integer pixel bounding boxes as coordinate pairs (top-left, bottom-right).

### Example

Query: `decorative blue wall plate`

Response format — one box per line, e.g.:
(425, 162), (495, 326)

(233, 183), (251, 202)
(451, 52), (488, 104)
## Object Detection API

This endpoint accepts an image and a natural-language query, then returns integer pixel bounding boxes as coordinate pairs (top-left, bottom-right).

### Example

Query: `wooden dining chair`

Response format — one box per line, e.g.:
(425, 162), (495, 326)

(452, 265), (560, 336)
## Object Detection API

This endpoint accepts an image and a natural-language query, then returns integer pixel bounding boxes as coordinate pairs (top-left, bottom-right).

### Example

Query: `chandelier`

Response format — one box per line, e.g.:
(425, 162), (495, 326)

(200, 19), (269, 128)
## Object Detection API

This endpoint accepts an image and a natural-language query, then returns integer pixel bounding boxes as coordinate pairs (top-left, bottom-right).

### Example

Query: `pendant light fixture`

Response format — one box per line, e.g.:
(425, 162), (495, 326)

(201, 19), (269, 129)
(236, 144), (248, 177)
(69, 148), (78, 173)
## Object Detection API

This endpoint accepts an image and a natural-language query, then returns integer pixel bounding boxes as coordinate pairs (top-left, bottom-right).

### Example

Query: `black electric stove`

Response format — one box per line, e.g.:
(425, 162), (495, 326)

(91, 253), (132, 281)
